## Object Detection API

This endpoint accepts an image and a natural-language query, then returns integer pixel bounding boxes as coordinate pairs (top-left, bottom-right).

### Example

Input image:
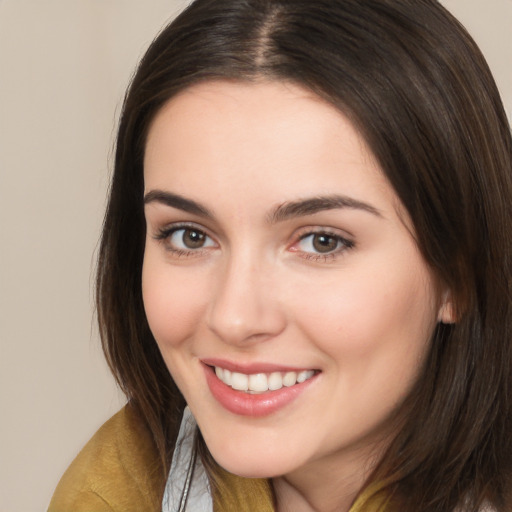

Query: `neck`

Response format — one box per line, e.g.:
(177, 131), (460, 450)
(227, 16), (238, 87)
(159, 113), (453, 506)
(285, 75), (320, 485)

(273, 477), (356, 512)
(272, 442), (386, 512)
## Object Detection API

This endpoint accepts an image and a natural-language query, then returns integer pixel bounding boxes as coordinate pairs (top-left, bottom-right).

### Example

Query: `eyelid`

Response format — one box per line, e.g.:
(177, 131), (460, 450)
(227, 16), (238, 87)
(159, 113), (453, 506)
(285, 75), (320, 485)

(153, 220), (206, 237)
(153, 221), (218, 257)
(293, 225), (354, 242)
(288, 226), (355, 260)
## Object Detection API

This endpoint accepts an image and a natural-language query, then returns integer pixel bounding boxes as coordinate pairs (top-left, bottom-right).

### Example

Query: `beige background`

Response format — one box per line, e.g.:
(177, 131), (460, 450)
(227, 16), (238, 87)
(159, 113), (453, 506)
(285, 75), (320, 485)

(0, 1), (510, 511)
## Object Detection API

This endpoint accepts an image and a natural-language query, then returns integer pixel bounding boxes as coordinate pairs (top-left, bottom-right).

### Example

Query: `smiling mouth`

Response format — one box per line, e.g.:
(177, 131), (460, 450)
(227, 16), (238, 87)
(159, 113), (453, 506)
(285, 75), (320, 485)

(212, 366), (317, 394)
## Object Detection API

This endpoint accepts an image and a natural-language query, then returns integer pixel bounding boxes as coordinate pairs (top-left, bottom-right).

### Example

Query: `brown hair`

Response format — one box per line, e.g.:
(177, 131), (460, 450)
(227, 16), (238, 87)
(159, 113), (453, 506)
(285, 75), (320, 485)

(96, 0), (512, 509)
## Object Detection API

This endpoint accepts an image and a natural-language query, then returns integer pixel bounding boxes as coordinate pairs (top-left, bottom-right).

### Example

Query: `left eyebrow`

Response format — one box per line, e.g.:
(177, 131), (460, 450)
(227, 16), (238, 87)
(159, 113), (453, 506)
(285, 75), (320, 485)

(268, 195), (382, 224)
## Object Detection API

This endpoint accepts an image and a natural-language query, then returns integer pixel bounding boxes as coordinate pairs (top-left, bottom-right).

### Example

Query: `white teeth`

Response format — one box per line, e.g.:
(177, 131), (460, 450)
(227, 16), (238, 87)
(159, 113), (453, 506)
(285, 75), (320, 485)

(297, 370), (314, 383)
(231, 372), (249, 391)
(248, 373), (268, 392)
(283, 371), (297, 387)
(268, 372), (283, 391)
(214, 367), (315, 393)
(215, 367), (233, 386)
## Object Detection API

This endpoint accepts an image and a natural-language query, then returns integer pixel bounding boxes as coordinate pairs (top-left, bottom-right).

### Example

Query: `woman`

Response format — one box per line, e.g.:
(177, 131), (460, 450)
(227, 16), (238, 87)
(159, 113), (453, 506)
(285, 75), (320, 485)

(49, 1), (512, 511)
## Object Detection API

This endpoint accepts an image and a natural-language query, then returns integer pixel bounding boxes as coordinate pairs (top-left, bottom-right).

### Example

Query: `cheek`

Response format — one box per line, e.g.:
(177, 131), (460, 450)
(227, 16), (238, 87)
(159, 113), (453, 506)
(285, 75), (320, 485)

(288, 265), (438, 441)
(141, 253), (209, 348)
(290, 259), (438, 369)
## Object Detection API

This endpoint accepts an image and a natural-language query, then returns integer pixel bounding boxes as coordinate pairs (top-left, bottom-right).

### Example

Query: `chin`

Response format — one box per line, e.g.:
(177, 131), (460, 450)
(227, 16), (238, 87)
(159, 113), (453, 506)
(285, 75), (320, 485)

(214, 457), (288, 479)
(205, 438), (304, 479)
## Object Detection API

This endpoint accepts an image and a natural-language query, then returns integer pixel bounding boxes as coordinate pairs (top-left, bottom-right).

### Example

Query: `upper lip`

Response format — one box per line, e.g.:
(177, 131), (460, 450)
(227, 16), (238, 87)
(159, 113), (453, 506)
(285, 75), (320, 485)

(201, 357), (318, 375)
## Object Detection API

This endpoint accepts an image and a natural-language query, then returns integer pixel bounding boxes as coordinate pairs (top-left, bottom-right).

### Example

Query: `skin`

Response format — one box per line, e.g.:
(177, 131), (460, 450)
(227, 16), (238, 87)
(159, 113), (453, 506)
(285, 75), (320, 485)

(142, 80), (451, 512)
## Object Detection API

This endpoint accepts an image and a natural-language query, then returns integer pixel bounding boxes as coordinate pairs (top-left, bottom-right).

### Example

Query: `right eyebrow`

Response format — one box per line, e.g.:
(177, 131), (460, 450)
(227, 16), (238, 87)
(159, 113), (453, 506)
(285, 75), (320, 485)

(143, 190), (213, 218)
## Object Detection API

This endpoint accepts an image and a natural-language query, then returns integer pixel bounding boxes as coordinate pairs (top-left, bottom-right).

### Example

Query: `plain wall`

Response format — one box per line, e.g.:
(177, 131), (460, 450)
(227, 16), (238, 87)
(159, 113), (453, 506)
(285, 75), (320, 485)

(0, 1), (510, 511)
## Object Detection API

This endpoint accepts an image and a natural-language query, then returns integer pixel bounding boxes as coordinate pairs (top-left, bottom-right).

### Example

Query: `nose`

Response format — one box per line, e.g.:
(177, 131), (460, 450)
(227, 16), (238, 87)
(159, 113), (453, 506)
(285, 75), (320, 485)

(206, 254), (286, 346)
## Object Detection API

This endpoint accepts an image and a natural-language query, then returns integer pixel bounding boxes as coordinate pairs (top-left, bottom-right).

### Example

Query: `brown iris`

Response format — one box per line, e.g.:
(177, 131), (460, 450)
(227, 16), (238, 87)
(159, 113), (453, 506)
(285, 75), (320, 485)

(182, 229), (207, 249)
(312, 234), (339, 253)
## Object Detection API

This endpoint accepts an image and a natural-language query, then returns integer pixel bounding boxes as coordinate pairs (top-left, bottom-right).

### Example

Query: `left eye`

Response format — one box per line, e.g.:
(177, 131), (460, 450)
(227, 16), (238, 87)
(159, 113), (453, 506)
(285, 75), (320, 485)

(297, 233), (349, 254)
(168, 228), (216, 250)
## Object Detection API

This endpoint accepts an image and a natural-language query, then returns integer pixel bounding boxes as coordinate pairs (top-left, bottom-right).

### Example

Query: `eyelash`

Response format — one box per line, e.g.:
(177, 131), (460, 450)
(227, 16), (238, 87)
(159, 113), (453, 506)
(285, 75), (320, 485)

(292, 229), (355, 262)
(154, 223), (216, 258)
(153, 224), (355, 261)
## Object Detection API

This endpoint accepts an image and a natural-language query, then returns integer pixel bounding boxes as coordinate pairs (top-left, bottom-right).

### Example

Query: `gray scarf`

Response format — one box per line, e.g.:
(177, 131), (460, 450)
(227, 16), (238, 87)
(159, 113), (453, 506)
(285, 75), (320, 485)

(162, 407), (213, 512)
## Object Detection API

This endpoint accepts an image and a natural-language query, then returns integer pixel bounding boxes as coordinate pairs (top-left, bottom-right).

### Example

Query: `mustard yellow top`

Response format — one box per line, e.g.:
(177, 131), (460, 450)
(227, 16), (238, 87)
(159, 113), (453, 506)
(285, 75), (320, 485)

(48, 406), (164, 512)
(49, 406), (386, 512)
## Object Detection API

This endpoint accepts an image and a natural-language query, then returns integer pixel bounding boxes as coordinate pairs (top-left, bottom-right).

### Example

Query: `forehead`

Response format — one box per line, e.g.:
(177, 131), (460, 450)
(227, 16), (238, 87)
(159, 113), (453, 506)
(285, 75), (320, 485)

(144, 80), (375, 162)
(143, 80), (397, 216)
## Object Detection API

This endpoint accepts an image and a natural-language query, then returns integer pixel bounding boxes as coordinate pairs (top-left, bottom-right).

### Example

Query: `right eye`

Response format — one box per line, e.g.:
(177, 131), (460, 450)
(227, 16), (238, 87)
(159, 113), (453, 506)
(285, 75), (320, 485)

(155, 225), (216, 255)
(169, 228), (215, 249)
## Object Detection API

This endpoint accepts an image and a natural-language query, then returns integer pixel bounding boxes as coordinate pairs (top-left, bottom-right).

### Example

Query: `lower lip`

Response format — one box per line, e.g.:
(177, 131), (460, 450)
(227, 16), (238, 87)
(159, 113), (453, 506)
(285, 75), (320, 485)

(203, 365), (318, 417)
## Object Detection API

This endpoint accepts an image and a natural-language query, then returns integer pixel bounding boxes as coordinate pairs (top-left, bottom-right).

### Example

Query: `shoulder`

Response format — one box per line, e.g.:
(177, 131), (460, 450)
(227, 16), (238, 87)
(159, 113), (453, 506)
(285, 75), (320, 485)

(48, 405), (164, 512)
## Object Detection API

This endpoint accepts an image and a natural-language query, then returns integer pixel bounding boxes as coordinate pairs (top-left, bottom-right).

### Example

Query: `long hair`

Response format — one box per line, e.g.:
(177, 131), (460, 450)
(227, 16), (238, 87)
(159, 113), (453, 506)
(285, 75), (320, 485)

(96, 1), (512, 510)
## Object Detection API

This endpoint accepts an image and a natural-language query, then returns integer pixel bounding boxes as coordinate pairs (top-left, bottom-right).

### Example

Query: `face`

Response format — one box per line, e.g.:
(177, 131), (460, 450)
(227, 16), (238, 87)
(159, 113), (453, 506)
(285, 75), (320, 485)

(142, 80), (445, 483)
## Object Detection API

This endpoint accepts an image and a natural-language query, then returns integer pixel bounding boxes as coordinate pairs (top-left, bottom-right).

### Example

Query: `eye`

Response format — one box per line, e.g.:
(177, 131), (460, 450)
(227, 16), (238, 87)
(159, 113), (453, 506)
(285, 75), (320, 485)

(294, 231), (354, 256)
(169, 228), (214, 250)
(155, 225), (216, 254)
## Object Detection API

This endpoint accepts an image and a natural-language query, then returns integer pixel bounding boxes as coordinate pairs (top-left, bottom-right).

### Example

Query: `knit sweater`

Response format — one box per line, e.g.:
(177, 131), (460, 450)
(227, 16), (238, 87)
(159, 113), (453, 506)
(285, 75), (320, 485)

(48, 405), (387, 512)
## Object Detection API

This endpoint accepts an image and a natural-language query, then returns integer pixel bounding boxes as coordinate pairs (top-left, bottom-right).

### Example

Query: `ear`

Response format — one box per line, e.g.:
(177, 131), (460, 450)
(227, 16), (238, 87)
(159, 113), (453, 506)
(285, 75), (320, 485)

(437, 289), (456, 324)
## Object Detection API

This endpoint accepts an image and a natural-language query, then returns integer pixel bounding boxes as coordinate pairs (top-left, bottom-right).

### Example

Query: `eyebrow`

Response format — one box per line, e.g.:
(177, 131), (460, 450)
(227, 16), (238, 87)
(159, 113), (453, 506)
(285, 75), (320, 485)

(143, 190), (382, 222)
(268, 195), (382, 223)
(144, 190), (213, 218)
